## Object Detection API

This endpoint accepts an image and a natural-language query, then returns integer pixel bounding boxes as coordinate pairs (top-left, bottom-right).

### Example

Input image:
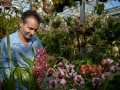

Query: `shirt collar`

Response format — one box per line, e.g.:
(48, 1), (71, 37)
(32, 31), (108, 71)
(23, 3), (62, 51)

(13, 30), (35, 45)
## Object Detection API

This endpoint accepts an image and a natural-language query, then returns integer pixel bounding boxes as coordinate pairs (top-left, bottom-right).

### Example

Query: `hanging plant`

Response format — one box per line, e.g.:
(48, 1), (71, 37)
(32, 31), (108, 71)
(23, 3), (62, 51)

(43, 0), (50, 13)
(99, 0), (107, 2)
(63, 17), (73, 26)
(93, 2), (104, 15)
(54, 3), (64, 12)
(1, 0), (12, 9)
(75, 16), (80, 23)
(107, 31), (117, 41)
(30, 6), (36, 10)
(51, 16), (62, 29)
(105, 17), (120, 41)
(65, 0), (77, 8)
(52, 0), (63, 5)
(43, 5), (50, 13)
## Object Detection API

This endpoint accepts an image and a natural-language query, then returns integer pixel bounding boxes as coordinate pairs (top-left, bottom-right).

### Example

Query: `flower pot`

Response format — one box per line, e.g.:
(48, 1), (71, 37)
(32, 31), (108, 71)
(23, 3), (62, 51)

(1, 0), (12, 9)
(30, 6), (36, 11)
(0, 34), (6, 39)
(102, 19), (106, 23)
(75, 16), (80, 23)
(43, 6), (50, 13)
(86, 27), (95, 35)
(107, 31), (118, 41)
(55, 4), (64, 12)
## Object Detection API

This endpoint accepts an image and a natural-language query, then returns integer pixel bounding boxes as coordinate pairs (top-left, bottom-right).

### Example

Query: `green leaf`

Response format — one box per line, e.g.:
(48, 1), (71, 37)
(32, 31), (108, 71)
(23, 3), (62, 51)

(2, 66), (16, 90)
(19, 53), (33, 67)
(101, 72), (120, 90)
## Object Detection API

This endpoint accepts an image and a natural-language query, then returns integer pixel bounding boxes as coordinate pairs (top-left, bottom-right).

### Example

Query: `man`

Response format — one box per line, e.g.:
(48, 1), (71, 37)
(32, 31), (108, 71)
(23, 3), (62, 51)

(0, 10), (43, 89)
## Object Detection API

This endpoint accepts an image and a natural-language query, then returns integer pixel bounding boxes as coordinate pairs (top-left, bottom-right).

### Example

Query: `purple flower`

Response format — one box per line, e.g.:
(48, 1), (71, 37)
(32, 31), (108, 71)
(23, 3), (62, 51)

(110, 65), (120, 73)
(74, 75), (84, 85)
(49, 79), (58, 88)
(46, 68), (55, 77)
(92, 77), (102, 86)
(101, 72), (111, 80)
(59, 79), (67, 87)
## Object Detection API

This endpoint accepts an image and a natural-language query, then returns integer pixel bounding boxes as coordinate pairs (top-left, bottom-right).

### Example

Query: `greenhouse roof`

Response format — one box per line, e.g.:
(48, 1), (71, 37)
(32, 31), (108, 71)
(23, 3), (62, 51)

(57, 0), (120, 17)
(11, 0), (120, 17)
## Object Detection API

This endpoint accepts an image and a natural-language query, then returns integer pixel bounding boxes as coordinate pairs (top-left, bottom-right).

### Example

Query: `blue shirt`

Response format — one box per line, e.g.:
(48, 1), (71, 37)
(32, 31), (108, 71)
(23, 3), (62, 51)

(0, 30), (43, 79)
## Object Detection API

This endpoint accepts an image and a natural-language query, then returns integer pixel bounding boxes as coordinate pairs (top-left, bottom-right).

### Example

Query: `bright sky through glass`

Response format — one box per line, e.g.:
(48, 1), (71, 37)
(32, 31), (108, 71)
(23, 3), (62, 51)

(105, 0), (120, 9)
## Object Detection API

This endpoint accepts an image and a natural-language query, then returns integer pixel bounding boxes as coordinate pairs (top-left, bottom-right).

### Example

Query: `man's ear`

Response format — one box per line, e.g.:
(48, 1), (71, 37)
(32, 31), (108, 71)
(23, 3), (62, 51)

(19, 20), (23, 27)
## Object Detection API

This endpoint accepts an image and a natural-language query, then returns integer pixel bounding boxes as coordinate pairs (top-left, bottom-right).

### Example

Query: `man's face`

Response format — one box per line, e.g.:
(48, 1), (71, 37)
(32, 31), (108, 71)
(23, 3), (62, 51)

(19, 16), (39, 40)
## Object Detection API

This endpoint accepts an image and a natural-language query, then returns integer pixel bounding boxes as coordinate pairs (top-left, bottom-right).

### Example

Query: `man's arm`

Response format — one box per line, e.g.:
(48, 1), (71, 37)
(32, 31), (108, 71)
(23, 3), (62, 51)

(0, 38), (10, 80)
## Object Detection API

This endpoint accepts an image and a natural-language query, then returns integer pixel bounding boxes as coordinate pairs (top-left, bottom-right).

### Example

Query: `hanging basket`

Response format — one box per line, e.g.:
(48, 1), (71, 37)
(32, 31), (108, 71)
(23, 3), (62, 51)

(107, 31), (118, 41)
(99, 0), (107, 2)
(1, 0), (12, 9)
(97, 10), (102, 15)
(30, 6), (36, 11)
(43, 6), (50, 13)
(55, 4), (64, 12)
(75, 16), (80, 23)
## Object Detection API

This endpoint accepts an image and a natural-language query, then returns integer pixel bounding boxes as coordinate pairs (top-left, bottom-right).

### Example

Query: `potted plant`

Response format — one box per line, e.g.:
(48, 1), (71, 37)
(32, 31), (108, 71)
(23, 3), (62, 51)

(42, 15), (50, 25)
(55, 3), (64, 12)
(1, 0), (12, 9)
(104, 17), (120, 41)
(75, 16), (80, 23)
(64, 0), (77, 8)
(51, 15), (62, 29)
(43, 5), (50, 13)
(28, 0), (39, 11)
(99, 0), (107, 2)
(43, 0), (51, 13)
(30, 6), (37, 10)
(63, 17), (73, 26)
(93, 2), (104, 15)
(0, 11), (20, 39)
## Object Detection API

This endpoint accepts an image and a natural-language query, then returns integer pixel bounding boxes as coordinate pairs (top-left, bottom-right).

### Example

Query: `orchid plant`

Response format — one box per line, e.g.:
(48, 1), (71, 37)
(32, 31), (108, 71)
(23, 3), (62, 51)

(32, 49), (120, 90)
(1, 47), (120, 90)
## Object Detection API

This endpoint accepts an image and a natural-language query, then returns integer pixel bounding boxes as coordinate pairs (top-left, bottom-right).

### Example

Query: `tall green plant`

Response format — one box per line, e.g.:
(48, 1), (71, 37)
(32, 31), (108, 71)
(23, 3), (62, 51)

(0, 10), (20, 34)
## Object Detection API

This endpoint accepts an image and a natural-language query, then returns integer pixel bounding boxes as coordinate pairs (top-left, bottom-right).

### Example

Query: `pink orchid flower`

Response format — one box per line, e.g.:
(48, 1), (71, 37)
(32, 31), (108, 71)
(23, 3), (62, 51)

(92, 77), (102, 86)
(59, 78), (67, 87)
(101, 58), (113, 65)
(46, 68), (55, 77)
(110, 65), (120, 73)
(101, 72), (111, 80)
(74, 75), (84, 85)
(49, 79), (58, 88)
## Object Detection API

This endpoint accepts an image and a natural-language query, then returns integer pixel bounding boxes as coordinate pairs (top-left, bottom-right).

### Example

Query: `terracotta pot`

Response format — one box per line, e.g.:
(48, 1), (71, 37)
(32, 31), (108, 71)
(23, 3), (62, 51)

(30, 6), (36, 11)
(102, 19), (106, 23)
(0, 34), (6, 39)
(75, 16), (80, 23)
(43, 6), (50, 13)
(2, 1), (12, 9)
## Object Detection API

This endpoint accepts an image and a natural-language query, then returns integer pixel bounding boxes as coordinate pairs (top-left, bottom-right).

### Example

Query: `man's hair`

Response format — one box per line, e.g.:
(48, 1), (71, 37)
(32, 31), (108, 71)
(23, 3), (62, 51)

(21, 10), (42, 24)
